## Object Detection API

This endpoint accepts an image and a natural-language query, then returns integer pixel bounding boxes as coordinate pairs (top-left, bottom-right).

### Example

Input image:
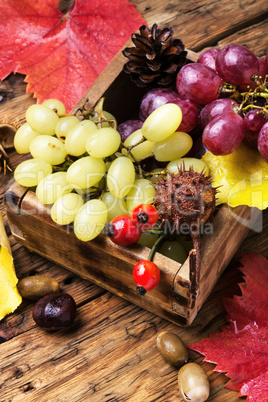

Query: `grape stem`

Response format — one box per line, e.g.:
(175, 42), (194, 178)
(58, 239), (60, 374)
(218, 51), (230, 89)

(220, 77), (268, 116)
(143, 229), (165, 235)
(124, 136), (145, 150)
(119, 144), (144, 178)
(148, 233), (166, 262)
(72, 97), (118, 129)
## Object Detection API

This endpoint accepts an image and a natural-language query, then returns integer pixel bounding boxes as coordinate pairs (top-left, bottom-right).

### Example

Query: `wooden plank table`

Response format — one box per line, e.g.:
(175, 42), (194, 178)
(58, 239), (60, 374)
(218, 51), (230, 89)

(0, 1), (267, 400)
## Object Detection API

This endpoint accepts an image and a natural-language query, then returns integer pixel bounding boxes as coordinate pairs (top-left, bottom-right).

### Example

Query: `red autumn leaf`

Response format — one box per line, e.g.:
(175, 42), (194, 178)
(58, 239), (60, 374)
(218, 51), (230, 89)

(189, 253), (268, 401)
(0, 0), (146, 112)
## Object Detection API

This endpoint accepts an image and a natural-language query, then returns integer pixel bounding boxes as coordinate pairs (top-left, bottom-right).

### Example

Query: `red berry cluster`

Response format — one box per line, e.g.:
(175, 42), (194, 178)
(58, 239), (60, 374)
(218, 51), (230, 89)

(106, 203), (159, 246)
(106, 204), (161, 295)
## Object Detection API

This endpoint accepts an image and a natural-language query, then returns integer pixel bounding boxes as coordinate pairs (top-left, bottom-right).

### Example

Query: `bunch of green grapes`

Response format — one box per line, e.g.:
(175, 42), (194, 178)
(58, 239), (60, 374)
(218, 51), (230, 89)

(14, 98), (209, 244)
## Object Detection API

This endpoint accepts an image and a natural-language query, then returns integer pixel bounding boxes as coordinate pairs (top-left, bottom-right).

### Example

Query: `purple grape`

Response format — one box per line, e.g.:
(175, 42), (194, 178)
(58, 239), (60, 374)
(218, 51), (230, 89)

(197, 48), (220, 70)
(139, 87), (199, 132)
(258, 56), (268, 78)
(243, 128), (259, 150)
(258, 122), (268, 163)
(254, 97), (267, 108)
(186, 135), (208, 159)
(199, 98), (239, 128)
(117, 119), (143, 142)
(170, 95), (199, 132)
(215, 44), (259, 85)
(202, 112), (246, 155)
(139, 88), (178, 120)
(244, 109), (266, 132)
(239, 57), (267, 91)
(188, 124), (203, 141)
(140, 156), (167, 172)
(176, 63), (223, 105)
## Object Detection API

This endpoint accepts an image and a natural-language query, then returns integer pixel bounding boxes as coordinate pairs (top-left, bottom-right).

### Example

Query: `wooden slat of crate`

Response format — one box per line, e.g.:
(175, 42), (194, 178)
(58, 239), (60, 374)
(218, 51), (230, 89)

(5, 177), (260, 327)
(5, 182), (189, 325)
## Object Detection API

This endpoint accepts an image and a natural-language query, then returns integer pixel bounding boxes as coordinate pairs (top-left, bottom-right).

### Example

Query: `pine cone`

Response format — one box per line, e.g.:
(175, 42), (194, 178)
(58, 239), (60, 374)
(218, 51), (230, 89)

(122, 24), (187, 88)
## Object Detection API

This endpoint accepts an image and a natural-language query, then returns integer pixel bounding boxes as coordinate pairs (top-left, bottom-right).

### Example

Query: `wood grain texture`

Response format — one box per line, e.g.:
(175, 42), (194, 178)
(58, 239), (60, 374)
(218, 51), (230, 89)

(0, 1), (267, 401)
(134, 0), (268, 54)
(5, 178), (259, 326)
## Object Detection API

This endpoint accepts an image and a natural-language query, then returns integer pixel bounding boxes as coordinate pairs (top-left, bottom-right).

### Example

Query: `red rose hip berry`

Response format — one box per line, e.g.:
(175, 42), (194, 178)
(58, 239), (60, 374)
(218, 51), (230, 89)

(131, 204), (159, 230)
(133, 260), (160, 295)
(107, 214), (141, 246)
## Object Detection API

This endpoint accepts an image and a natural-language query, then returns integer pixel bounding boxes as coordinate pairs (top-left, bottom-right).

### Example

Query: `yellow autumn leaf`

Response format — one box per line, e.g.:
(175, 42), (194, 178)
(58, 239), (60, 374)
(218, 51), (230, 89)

(0, 214), (22, 321)
(201, 143), (268, 210)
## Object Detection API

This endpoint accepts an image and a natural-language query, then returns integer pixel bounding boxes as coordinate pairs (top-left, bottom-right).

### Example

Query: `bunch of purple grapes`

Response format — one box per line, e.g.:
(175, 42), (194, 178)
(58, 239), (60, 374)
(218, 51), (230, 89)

(119, 44), (268, 163)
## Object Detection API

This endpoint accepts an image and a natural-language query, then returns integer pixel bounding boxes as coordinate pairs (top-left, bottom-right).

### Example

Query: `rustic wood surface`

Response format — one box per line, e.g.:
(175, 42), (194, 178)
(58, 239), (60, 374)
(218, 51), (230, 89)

(0, 1), (267, 401)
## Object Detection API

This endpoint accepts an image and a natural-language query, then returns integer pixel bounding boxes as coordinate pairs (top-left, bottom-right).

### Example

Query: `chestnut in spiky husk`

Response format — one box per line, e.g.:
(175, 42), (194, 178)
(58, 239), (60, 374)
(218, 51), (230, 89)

(153, 167), (216, 231)
(153, 166), (217, 297)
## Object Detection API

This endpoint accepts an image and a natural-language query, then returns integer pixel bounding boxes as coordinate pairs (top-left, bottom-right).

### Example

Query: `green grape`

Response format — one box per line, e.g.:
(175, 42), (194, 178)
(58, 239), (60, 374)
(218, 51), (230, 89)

(14, 123), (40, 154)
(126, 178), (156, 213)
(36, 172), (73, 204)
(42, 99), (66, 115)
(131, 140), (154, 161)
(55, 116), (80, 142)
(86, 127), (121, 158)
(159, 239), (188, 264)
(102, 191), (128, 222)
(66, 156), (106, 191)
(123, 129), (144, 147)
(167, 157), (209, 175)
(14, 159), (52, 187)
(153, 132), (193, 162)
(26, 104), (59, 136)
(30, 135), (67, 165)
(74, 199), (108, 241)
(65, 120), (97, 156)
(107, 156), (135, 198)
(178, 235), (193, 254)
(90, 110), (117, 127)
(51, 193), (84, 225)
(138, 232), (158, 248)
(141, 103), (182, 142)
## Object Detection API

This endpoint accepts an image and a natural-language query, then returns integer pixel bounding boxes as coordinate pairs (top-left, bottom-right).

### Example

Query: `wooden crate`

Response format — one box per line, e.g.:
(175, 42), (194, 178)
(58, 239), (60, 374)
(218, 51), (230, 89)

(4, 45), (261, 326)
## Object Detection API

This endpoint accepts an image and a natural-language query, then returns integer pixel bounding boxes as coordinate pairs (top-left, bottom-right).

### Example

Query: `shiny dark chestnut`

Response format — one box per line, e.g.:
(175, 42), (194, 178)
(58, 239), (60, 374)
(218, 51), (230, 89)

(32, 292), (77, 331)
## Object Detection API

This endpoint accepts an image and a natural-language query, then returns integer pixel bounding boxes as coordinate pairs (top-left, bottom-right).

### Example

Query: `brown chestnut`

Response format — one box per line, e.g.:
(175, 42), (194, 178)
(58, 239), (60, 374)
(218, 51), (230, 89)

(32, 293), (76, 331)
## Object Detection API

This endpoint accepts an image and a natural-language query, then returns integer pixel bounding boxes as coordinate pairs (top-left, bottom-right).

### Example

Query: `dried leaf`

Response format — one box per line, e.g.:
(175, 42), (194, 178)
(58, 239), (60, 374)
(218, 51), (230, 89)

(0, 215), (22, 321)
(202, 143), (268, 210)
(0, 0), (146, 112)
(189, 253), (268, 401)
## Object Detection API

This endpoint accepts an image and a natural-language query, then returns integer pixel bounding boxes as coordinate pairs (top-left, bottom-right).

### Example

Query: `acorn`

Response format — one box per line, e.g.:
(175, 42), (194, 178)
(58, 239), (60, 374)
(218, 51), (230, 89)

(153, 165), (217, 296)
